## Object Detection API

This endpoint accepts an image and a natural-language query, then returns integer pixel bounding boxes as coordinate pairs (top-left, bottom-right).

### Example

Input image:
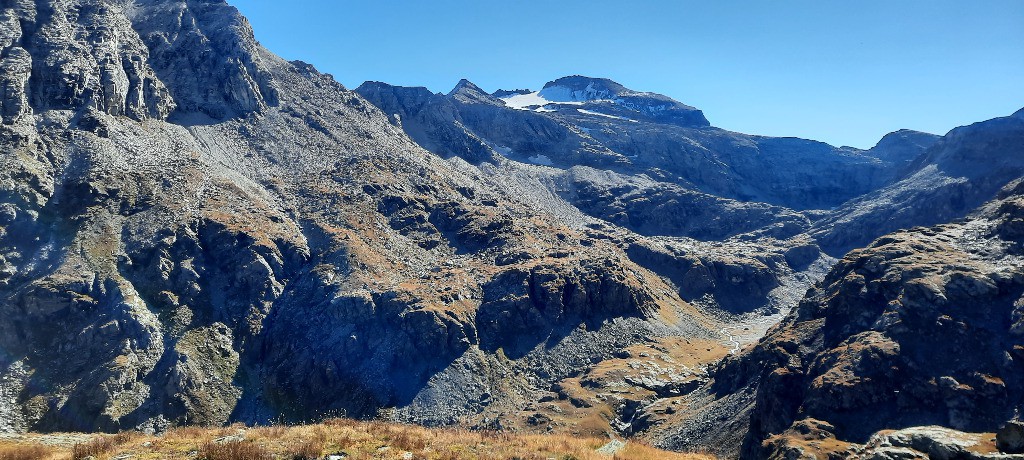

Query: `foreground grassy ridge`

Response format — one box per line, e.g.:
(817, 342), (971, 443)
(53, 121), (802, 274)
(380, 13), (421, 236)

(0, 419), (711, 460)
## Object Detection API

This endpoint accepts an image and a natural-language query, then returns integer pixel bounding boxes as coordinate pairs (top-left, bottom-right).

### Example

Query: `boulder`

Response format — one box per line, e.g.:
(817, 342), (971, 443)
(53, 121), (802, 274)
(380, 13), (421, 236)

(998, 421), (1024, 454)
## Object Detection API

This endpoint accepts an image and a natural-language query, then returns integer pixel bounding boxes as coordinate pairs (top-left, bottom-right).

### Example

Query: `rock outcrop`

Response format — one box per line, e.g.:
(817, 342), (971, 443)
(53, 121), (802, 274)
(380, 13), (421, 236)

(0, 0), (175, 122)
(129, 0), (279, 119)
(706, 180), (1024, 458)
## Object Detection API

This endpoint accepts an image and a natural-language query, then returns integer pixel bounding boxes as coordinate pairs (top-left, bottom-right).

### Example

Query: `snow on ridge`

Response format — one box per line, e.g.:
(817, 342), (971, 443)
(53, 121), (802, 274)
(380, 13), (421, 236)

(497, 85), (593, 109)
(497, 81), (690, 115)
(500, 91), (551, 110)
(577, 109), (638, 122)
(539, 83), (617, 103)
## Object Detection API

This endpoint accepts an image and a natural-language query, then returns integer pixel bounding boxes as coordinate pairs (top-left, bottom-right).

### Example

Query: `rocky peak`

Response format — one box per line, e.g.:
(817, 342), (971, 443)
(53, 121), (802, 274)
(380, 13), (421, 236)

(447, 78), (501, 105)
(129, 0), (279, 120)
(356, 81), (438, 108)
(354, 80), (450, 127)
(0, 0), (280, 126)
(491, 88), (531, 98)
(539, 75), (631, 102)
(865, 128), (940, 165)
(547, 75), (710, 127)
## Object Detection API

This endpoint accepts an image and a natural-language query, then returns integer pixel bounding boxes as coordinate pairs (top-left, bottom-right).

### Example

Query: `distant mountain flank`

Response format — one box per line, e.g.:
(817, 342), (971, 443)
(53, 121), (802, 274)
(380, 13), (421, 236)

(359, 76), (1024, 255)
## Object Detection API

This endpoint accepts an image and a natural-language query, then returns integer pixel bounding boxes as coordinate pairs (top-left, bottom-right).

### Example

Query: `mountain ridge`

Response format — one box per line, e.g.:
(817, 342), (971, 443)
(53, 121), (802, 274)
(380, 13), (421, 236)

(1, 2), (1023, 459)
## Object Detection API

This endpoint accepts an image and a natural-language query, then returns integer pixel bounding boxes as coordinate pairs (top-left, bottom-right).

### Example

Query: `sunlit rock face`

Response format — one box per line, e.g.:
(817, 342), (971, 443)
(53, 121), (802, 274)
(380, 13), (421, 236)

(1, 2), (1023, 457)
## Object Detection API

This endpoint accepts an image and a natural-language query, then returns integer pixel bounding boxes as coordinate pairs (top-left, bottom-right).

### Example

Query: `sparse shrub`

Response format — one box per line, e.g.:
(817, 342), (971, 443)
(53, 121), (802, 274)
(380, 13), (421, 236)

(0, 444), (53, 460)
(388, 427), (426, 451)
(198, 440), (272, 460)
(72, 432), (135, 459)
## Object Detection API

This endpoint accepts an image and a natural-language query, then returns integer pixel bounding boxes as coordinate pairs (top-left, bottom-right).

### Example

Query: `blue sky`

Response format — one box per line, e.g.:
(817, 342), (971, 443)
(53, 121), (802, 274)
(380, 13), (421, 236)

(230, 0), (1024, 148)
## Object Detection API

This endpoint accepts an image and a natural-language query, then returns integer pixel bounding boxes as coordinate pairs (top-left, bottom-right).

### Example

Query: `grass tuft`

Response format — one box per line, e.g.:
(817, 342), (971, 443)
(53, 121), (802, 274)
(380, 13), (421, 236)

(0, 444), (53, 460)
(71, 432), (135, 460)
(198, 440), (272, 460)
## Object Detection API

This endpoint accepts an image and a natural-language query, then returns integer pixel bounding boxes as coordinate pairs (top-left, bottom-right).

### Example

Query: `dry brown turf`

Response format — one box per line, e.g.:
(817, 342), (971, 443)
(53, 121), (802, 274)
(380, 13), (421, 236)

(0, 420), (713, 460)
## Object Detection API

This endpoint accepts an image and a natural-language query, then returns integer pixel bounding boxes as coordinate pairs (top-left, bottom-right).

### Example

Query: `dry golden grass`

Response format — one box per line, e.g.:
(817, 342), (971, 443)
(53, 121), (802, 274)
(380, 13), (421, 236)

(198, 439), (272, 460)
(0, 420), (712, 460)
(0, 444), (55, 460)
(72, 432), (135, 459)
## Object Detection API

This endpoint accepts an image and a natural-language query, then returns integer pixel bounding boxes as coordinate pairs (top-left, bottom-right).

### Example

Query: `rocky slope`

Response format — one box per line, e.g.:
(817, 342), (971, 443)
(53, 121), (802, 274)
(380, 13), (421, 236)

(3, 1), (1024, 458)
(359, 77), (1024, 272)
(0, 0), (735, 434)
(657, 180), (1024, 458)
(812, 109), (1024, 255)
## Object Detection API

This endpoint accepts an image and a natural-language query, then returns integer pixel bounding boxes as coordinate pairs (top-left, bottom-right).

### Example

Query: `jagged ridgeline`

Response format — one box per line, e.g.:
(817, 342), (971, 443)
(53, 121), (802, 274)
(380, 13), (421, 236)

(2, 1), (1024, 459)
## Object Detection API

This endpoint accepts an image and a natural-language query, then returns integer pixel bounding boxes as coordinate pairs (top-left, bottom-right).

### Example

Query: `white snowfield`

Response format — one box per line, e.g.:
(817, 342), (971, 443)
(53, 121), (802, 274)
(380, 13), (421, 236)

(577, 108), (638, 122)
(500, 84), (644, 122)
(500, 88), (585, 110)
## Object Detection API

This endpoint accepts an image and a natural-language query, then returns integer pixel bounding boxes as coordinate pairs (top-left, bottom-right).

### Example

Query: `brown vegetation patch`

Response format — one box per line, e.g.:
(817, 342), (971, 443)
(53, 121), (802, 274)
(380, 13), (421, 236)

(0, 420), (710, 460)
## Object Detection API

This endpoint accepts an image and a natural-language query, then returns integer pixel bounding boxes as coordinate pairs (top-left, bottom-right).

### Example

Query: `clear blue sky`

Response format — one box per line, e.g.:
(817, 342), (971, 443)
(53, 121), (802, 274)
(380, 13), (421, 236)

(231, 0), (1024, 148)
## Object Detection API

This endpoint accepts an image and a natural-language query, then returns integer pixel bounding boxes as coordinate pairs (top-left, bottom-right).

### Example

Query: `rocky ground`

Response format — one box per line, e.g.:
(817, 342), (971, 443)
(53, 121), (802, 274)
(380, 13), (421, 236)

(1, 1), (1023, 459)
(651, 181), (1024, 458)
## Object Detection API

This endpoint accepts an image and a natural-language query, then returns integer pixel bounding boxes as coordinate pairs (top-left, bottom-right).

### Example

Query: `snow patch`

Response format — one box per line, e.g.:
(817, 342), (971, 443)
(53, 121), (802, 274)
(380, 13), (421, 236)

(482, 139), (514, 156)
(576, 109), (638, 122)
(527, 154), (553, 166)
(500, 92), (551, 110)
(500, 89), (585, 110)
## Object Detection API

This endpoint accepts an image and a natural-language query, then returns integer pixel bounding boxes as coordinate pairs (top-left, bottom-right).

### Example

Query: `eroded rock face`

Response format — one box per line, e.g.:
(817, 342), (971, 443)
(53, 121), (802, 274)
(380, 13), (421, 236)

(129, 0), (279, 120)
(0, 0), (176, 122)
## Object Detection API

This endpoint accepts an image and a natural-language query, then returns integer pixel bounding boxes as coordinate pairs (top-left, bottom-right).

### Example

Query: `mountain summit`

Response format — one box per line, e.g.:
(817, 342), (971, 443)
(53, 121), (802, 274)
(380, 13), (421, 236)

(493, 75), (711, 127)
